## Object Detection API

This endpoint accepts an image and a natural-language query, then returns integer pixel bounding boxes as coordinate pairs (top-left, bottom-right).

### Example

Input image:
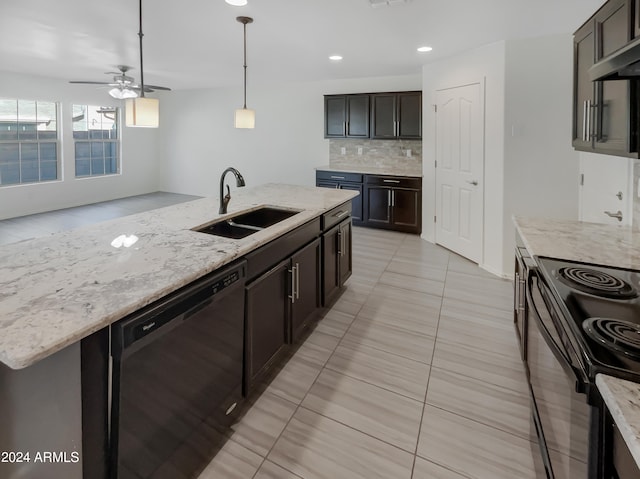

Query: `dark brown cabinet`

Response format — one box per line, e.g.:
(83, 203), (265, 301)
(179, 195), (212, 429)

(324, 94), (370, 138)
(364, 175), (422, 234)
(243, 218), (323, 393)
(573, 0), (637, 156)
(315, 170), (364, 223)
(290, 238), (321, 343)
(244, 259), (289, 393)
(370, 92), (422, 139)
(324, 91), (421, 139)
(322, 218), (352, 306)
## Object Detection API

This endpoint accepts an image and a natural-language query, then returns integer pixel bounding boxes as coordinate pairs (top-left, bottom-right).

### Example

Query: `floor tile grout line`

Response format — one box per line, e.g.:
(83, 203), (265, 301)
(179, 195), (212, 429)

(410, 246), (450, 478)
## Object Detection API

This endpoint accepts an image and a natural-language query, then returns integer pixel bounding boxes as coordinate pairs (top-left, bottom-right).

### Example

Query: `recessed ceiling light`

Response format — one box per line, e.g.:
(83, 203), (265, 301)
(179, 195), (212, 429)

(417, 46), (433, 53)
(225, 0), (248, 6)
(329, 55), (343, 61)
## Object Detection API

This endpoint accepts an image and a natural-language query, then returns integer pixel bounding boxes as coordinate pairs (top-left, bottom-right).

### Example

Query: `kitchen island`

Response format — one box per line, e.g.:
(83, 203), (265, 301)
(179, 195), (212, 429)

(514, 216), (640, 475)
(0, 183), (358, 479)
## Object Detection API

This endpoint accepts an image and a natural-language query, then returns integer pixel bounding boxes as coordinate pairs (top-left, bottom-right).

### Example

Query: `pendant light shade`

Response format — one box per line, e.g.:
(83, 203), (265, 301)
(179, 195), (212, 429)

(235, 16), (255, 129)
(127, 0), (159, 128)
(126, 97), (159, 128)
(234, 107), (255, 128)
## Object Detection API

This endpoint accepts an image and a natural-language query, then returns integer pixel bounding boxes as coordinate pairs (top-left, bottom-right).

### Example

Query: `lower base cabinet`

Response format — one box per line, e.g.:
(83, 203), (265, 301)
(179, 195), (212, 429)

(322, 218), (353, 306)
(244, 229), (324, 394)
(290, 238), (322, 343)
(244, 258), (289, 394)
(316, 170), (422, 234)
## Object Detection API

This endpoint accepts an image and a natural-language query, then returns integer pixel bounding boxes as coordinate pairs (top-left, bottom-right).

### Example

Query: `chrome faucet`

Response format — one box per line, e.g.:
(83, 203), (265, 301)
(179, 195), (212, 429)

(219, 167), (246, 214)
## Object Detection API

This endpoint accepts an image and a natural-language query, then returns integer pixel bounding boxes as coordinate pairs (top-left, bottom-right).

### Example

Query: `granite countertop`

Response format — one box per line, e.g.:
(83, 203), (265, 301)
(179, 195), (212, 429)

(316, 164), (422, 178)
(514, 216), (640, 468)
(513, 216), (640, 269)
(0, 184), (358, 370)
(596, 375), (640, 467)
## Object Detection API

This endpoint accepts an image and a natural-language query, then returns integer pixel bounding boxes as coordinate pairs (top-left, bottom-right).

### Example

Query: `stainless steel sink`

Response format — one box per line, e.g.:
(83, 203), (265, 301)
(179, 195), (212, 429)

(231, 207), (300, 228)
(194, 206), (301, 239)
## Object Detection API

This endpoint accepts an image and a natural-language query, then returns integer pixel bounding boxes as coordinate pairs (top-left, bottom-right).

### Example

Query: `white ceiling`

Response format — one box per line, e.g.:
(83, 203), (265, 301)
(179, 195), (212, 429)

(0, 0), (605, 92)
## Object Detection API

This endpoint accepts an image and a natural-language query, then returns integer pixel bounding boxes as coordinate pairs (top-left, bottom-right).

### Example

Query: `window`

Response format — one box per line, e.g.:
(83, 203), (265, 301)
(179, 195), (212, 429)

(73, 105), (119, 177)
(0, 99), (58, 186)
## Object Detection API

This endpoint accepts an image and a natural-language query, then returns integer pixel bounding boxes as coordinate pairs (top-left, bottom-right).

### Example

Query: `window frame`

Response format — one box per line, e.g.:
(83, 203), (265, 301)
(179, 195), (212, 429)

(72, 104), (121, 179)
(0, 98), (60, 187)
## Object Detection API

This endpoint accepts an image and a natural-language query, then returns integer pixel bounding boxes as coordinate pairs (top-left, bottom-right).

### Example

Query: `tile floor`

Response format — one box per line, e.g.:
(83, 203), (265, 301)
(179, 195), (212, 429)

(1, 193), (539, 479)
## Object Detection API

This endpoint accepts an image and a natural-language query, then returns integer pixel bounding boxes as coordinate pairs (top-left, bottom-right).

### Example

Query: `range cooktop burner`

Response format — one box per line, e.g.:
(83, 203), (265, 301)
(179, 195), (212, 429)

(557, 267), (638, 299)
(583, 318), (640, 359)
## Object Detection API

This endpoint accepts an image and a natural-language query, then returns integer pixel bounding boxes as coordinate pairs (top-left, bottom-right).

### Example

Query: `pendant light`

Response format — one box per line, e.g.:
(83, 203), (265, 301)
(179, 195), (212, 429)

(126, 0), (159, 128)
(234, 16), (255, 129)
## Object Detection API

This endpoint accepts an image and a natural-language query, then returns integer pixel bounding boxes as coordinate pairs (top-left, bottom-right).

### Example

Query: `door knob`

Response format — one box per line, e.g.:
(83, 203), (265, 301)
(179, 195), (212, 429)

(616, 191), (623, 200)
(466, 180), (478, 186)
(604, 210), (623, 222)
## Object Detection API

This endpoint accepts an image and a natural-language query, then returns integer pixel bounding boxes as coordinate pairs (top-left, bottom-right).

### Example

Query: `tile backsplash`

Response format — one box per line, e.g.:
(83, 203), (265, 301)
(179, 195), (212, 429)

(329, 139), (422, 170)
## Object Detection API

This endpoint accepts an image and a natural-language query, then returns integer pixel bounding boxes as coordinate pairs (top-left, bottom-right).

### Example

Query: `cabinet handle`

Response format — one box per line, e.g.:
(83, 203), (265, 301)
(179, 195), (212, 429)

(295, 262), (300, 300)
(383, 179), (400, 183)
(387, 190), (391, 207)
(514, 272), (519, 312)
(582, 100), (587, 142)
(289, 265), (297, 304)
(346, 121), (349, 135)
(337, 230), (343, 257)
(335, 210), (348, 218)
(343, 121), (346, 136)
(587, 100), (593, 141)
(342, 230), (346, 257)
(519, 275), (526, 312)
(330, 175), (346, 180)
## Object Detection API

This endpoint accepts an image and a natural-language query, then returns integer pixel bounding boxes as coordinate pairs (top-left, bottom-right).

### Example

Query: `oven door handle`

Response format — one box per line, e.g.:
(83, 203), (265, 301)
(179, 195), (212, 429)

(527, 271), (588, 391)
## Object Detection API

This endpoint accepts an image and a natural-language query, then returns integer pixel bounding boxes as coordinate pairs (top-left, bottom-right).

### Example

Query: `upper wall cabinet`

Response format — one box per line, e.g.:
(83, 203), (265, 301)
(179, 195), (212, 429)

(324, 91), (422, 139)
(573, 0), (638, 157)
(370, 92), (422, 139)
(324, 95), (370, 138)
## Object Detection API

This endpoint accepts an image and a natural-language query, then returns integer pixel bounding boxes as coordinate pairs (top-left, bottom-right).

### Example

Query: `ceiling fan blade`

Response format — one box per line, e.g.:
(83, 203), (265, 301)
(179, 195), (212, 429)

(69, 81), (113, 85)
(145, 85), (171, 91)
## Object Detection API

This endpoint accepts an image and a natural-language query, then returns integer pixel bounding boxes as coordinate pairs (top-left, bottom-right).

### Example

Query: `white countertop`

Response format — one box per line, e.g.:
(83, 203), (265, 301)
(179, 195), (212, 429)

(513, 216), (640, 269)
(0, 184), (358, 370)
(596, 375), (640, 467)
(514, 216), (640, 469)
(316, 164), (422, 178)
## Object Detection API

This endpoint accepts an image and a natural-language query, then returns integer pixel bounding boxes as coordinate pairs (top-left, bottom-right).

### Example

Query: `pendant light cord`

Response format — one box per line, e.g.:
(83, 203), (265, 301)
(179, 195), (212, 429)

(242, 21), (247, 109)
(138, 0), (145, 98)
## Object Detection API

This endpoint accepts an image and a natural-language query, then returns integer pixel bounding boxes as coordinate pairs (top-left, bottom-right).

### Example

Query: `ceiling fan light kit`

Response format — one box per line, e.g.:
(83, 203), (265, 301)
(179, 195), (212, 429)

(109, 87), (138, 100)
(234, 16), (255, 129)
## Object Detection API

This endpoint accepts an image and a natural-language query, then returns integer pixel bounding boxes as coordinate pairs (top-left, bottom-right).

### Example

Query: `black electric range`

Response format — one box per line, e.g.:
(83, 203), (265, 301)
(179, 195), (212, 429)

(536, 256), (640, 382)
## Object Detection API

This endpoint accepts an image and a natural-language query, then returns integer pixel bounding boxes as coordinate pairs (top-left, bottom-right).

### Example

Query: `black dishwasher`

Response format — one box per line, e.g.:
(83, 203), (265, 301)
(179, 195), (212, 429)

(110, 260), (246, 479)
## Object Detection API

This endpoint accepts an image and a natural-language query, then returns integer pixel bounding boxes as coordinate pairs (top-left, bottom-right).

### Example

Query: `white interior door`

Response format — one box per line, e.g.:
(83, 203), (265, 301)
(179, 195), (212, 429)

(435, 83), (484, 263)
(578, 153), (632, 225)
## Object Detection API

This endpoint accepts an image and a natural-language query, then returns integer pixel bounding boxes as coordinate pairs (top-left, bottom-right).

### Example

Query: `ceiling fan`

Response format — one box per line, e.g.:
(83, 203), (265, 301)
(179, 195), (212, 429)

(69, 64), (171, 99)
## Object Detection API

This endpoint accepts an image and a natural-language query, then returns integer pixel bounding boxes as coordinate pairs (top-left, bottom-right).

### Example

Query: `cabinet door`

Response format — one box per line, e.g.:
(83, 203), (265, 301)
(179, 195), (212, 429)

(370, 94), (397, 139)
(244, 259), (289, 392)
(338, 220), (352, 287)
(398, 92), (422, 139)
(322, 224), (341, 306)
(290, 238), (321, 342)
(325, 95), (346, 138)
(594, 0), (633, 154)
(364, 185), (392, 226)
(573, 22), (595, 149)
(340, 183), (363, 222)
(391, 188), (421, 233)
(346, 95), (370, 138)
